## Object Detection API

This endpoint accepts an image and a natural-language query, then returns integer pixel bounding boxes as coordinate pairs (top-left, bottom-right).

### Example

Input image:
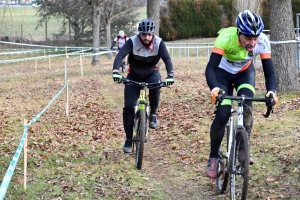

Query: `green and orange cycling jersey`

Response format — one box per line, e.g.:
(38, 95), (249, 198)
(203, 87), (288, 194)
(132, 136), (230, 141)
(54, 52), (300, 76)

(212, 27), (271, 74)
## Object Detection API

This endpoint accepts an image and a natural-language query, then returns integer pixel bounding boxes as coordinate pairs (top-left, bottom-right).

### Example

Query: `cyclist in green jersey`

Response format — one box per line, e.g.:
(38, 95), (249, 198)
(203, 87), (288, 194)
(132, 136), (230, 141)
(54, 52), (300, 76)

(205, 10), (279, 179)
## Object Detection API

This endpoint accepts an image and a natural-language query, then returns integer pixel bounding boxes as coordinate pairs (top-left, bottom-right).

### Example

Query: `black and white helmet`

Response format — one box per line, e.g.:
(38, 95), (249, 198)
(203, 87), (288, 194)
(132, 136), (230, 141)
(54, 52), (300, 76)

(138, 19), (155, 34)
(236, 10), (264, 36)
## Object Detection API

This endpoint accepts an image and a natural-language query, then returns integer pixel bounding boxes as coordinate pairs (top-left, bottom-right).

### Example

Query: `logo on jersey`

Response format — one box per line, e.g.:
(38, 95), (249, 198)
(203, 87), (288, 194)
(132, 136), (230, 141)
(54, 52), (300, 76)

(136, 48), (141, 54)
(228, 48), (236, 55)
(248, 51), (253, 57)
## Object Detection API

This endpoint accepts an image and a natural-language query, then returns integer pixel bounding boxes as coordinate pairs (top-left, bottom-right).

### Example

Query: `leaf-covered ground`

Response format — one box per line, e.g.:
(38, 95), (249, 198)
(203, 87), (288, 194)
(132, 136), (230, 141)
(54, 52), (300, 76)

(0, 55), (300, 199)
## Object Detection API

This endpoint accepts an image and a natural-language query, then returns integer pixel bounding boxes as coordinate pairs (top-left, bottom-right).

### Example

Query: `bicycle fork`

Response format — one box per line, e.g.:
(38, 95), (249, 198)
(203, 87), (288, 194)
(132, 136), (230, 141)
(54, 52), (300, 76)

(133, 89), (150, 140)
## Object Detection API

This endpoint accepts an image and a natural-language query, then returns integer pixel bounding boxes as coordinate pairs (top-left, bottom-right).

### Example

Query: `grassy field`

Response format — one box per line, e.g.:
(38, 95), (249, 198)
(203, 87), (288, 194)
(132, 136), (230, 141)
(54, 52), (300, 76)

(0, 6), (62, 42)
(0, 48), (299, 199)
(136, 6), (147, 21)
(0, 5), (147, 43)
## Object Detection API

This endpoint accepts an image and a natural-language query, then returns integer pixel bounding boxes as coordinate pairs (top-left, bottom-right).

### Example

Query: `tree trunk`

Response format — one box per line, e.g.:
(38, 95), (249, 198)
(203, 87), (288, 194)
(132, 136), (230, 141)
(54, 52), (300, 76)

(269, 0), (299, 92)
(147, 0), (160, 36)
(233, 0), (266, 16)
(106, 22), (113, 59)
(92, 4), (101, 66)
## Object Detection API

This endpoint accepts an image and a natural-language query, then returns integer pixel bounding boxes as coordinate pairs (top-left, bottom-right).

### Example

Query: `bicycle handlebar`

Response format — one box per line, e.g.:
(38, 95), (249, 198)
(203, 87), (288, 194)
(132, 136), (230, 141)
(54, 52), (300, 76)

(216, 89), (274, 118)
(121, 77), (167, 88)
(221, 95), (273, 118)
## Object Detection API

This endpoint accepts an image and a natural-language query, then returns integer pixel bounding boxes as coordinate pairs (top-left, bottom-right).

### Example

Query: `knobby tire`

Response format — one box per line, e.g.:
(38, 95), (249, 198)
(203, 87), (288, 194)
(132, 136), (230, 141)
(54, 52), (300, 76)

(229, 129), (250, 200)
(135, 110), (146, 170)
(216, 122), (230, 194)
(216, 152), (229, 194)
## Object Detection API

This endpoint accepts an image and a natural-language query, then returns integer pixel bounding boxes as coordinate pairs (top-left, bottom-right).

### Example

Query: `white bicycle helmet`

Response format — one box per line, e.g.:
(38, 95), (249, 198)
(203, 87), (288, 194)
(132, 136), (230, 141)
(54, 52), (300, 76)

(118, 30), (125, 36)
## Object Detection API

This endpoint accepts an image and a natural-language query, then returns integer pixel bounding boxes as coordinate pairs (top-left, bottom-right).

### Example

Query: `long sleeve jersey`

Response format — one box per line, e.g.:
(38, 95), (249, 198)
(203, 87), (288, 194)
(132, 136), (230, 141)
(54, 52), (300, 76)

(112, 34), (174, 80)
(205, 27), (276, 92)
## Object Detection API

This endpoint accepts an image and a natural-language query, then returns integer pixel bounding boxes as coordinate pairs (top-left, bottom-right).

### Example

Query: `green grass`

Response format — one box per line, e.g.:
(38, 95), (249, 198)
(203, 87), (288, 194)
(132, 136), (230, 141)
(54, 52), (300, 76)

(0, 5), (147, 42)
(135, 6), (147, 21)
(0, 6), (63, 41)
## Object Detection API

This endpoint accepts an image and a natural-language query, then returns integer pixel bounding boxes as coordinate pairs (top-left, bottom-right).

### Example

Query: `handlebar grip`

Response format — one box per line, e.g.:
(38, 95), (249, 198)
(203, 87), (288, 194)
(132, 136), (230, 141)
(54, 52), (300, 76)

(263, 106), (273, 118)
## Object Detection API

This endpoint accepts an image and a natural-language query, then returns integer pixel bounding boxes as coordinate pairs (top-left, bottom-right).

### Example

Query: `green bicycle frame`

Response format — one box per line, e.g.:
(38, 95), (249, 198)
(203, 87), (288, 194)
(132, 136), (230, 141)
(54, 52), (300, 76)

(138, 88), (146, 110)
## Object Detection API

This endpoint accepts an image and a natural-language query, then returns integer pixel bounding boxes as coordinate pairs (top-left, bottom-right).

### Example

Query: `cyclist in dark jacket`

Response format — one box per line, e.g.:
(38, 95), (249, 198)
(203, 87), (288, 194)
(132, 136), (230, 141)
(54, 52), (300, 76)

(205, 10), (278, 179)
(112, 19), (174, 153)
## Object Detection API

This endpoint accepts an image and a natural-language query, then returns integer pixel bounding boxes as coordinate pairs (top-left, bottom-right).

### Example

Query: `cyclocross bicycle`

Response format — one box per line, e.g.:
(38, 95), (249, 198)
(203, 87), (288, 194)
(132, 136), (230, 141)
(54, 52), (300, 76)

(215, 90), (274, 200)
(122, 77), (167, 170)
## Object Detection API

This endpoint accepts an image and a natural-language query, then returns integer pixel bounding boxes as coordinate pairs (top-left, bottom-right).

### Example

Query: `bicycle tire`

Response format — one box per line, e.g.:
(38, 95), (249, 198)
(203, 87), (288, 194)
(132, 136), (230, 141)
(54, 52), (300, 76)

(135, 109), (146, 170)
(229, 128), (250, 200)
(216, 151), (229, 194)
(216, 122), (230, 194)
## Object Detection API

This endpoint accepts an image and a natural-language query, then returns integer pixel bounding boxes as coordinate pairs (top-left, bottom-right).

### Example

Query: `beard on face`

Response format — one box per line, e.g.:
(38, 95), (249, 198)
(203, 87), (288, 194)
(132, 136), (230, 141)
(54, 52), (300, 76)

(139, 35), (152, 47)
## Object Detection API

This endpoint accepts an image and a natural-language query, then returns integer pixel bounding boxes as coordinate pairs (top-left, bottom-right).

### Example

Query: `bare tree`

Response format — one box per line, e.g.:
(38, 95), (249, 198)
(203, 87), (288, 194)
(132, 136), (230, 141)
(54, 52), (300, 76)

(269, 0), (299, 91)
(101, 0), (143, 59)
(91, 0), (102, 66)
(147, 0), (160, 36)
(36, 0), (92, 46)
(77, 0), (105, 66)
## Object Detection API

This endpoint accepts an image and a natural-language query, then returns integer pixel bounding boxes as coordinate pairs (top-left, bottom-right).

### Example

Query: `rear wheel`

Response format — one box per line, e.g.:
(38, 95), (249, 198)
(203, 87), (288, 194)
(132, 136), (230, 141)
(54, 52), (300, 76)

(135, 110), (146, 170)
(229, 129), (250, 200)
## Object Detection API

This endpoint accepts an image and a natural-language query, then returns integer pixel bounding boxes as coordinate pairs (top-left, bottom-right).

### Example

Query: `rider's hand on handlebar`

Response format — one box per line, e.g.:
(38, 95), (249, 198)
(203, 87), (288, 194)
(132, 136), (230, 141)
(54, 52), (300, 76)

(112, 71), (122, 83)
(164, 74), (174, 86)
(265, 91), (278, 108)
(211, 87), (225, 104)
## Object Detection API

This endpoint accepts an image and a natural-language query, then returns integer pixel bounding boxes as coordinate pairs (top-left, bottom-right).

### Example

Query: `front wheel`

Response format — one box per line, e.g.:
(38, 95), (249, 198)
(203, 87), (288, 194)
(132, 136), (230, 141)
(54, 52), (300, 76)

(135, 110), (146, 170)
(216, 150), (229, 194)
(229, 129), (250, 200)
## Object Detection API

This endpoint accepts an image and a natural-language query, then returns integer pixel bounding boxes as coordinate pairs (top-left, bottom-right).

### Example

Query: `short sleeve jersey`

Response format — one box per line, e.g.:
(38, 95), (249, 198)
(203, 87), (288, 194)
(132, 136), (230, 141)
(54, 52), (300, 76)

(214, 27), (271, 74)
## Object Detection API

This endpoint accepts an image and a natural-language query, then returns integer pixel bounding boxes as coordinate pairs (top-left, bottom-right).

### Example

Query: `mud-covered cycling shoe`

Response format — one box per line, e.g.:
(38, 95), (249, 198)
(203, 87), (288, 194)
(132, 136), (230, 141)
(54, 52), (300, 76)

(149, 114), (159, 129)
(238, 149), (254, 165)
(205, 157), (218, 179)
(122, 139), (132, 153)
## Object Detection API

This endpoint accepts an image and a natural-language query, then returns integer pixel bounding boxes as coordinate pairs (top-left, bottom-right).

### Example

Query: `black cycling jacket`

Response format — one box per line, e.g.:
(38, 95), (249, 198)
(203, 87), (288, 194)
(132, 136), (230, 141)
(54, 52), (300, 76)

(112, 35), (174, 80)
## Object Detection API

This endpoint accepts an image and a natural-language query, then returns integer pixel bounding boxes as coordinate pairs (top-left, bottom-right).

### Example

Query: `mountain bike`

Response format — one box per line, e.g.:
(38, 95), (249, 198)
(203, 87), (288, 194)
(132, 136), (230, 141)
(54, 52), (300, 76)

(121, 77), (167, 170)
(215, 90), (274, 200)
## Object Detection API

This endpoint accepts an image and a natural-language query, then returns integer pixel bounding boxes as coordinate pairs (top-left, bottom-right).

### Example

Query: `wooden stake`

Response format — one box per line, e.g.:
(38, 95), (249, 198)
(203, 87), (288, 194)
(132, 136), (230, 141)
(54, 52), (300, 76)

(80, 54), (83, 76)
(48, 55), (51, 70)
(66, 84), (69, 118)
(23, 119), (28, 190)
(35, 59), (37, 74)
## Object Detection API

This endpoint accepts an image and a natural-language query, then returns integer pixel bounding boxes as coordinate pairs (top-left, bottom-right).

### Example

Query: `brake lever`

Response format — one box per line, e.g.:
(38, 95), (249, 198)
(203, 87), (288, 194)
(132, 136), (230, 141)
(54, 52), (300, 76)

(263, 106), (273, 118)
